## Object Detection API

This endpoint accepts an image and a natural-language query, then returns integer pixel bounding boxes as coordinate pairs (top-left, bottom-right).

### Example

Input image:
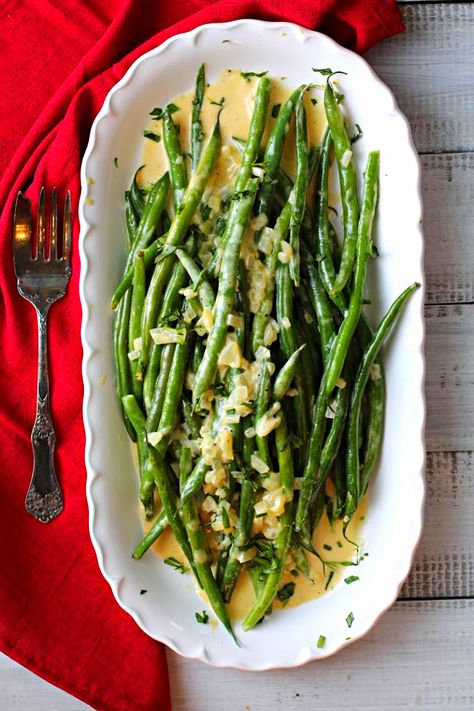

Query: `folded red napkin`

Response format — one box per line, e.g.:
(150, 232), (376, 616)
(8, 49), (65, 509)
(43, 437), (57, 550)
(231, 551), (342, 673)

(0, 1), (403, 709)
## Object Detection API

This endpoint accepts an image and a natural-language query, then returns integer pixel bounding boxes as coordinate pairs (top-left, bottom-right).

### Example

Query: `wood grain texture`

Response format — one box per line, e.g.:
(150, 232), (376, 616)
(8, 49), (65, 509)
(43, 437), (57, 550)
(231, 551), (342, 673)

(422, 153), (474, 305)
(167, 600), (474, 710)
(425, 304), (474, 452)
(400, 451), (474, 598)
(0, 654), (91, 710)
(367, 4), (474, 153)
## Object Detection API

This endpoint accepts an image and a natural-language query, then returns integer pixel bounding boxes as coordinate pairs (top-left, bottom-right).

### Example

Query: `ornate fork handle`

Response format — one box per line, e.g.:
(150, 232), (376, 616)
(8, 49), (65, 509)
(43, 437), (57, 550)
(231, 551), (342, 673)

(25, 306), (64, 523)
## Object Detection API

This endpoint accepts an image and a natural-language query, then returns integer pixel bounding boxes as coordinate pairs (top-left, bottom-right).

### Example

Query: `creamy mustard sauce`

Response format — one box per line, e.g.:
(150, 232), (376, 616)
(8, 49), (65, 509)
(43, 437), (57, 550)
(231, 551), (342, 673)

(148, 492), (366, 623)
(139, 70), (362, 622)
(139, 69), (327, 190)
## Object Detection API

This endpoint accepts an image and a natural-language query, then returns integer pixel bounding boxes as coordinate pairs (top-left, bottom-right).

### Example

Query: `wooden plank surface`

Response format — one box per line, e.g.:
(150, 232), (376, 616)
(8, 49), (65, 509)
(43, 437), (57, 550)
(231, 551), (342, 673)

(3, 3), (474, 710)
(1, 600), (473, 710)
(367, 3), (474, 154)
(400, 451), (474, 599)
(422, 153), (474, 305)
(167, 600), (474, 711)
(425, 304), (474, 453)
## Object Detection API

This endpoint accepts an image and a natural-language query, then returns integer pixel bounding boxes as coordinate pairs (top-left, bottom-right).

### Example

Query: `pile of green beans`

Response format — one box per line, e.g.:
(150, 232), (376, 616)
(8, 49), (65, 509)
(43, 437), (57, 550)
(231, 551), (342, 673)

(112, 66), (419, 640)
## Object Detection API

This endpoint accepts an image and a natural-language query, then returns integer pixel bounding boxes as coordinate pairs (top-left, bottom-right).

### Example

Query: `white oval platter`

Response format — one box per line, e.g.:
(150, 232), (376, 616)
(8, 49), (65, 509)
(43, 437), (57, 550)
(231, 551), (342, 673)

(79, 19), (425, 670)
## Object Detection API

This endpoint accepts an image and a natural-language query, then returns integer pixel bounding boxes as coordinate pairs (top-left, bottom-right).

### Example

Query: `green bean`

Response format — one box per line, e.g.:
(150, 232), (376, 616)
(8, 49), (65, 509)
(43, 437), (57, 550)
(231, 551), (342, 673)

(113, 291), (136, 441)
(290, 534), (309, 578)
(332, 452), (347, 520)
(289, 93), (308, 286)
(153, 332), (191, 455)
(175, 248), (215, 310)
(325, 151), (380, 394)
(294, 321), (317, 421)
(242, 415), (294, 630)
(122, 395), (154, 515)
(216, 548), (230, 589)
(314, 129), (345, 312)
(302, 248), (335, 366)
(207, 77), (270, 276)
(163, 110), (187, 207)
(345, 282), (419, 519)
(360, 374), (386, 496)
(182, 399), (201, 440)
(191, 64), (206, 172)
(146, 343), (175, 433)
(273, 345), (305, 401)
(147, 446), (199, 579)
(130, 166), (145, 218)
(294, 370), (328, 531)
(254, 357), (273, 465)
(111, 237), (162, 300)
(125, 190), (138, 244)
(143, 257), (187, 410)
(319, 382), (349, 481)
(324, 78), (359, 293)
(221, 477), (256, 603)
(132, 511), (169, 559)
(139, 117), (221, 367)
(275, 261), (308, 469)
(251, 198), (291, 354)
(161, 209), (172, 234)
(192, 181), (258, 408)
(180, 457), (208, 505)
(179, 448), (236, 640)
(323, 216), (387, 497)
(112, 173), (170, 307)
(129, 251), (146, 402)
(255, 87), (302, 222)
(235, 77), (271, 192)
(191, 339), (204, 374)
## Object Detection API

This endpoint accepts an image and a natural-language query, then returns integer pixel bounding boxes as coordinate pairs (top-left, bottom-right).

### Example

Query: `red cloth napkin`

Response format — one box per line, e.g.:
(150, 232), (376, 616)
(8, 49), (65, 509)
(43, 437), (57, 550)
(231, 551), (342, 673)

(0, 1), (403, 709)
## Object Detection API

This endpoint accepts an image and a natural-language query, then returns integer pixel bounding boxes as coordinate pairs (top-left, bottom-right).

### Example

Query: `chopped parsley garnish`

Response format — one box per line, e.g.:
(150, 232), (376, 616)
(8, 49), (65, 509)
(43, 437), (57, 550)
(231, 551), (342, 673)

(231, 188), (252, 201)
(220, 506), (230, 529)
(336, 541), (343, 548)
(350, 123), (363, 144)
(325, 570), (335, 591)
(214, 216), (226, 236)
(164, 556), (189, 574)
(140, 589), (147, 595)
(346, 612), (355, 628)
(271, 103), (281, 118)
(344, 575), (360, 585)
(323, 544), (332, 551)
(317, 635), (326, 649)
(312, 67), (333, 75)
(143, 130), (161, 143)
(209, 96), (225, 107)
(277, 582), (296, 606)
(195, 610), (209, 624)
(240, 70), (268, 83)
(113, 156), (119, 167)
(198, 202), (212, 222)
(311, 98), (318, 105)
(345, 636), (352, 641)
(149, 103), (180, 120)
(222, 39), (231, 44)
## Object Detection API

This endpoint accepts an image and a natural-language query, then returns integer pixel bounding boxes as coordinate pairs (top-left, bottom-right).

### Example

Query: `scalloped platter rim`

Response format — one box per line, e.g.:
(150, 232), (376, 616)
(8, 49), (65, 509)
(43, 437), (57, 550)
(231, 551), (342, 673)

(79, 19), (425, 670)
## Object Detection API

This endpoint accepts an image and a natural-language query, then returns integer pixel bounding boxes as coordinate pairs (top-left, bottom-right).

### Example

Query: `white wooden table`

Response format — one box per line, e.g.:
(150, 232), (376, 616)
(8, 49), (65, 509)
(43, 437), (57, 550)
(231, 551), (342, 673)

(2, 3), (473, 708)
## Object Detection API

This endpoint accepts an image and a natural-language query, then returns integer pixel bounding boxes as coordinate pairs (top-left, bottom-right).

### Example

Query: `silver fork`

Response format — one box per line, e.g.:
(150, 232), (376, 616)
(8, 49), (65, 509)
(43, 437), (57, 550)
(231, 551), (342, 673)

(13, 188), (72, 523)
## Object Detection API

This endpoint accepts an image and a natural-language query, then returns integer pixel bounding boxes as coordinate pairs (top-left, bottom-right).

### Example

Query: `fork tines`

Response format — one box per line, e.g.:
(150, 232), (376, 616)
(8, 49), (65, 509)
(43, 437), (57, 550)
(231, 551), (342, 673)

(13, 188), (71, 264)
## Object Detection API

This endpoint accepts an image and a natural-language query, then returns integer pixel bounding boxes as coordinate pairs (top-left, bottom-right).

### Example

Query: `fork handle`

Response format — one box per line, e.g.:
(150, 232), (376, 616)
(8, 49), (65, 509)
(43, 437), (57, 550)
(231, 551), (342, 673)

(25, 307), (64, 523)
